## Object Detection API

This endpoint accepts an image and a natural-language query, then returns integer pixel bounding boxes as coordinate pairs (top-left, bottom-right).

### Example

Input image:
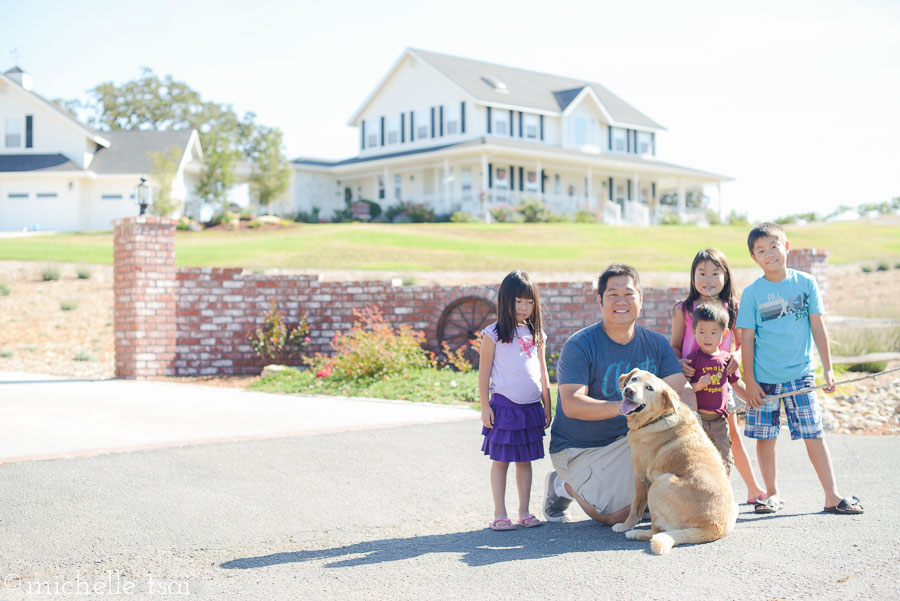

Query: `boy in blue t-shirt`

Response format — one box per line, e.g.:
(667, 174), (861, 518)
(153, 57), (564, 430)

(736, 222), (862, 515)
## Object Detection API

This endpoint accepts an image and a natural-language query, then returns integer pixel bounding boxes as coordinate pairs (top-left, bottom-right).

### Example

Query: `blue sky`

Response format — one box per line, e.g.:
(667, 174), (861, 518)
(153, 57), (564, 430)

(2, 0), (898, 220)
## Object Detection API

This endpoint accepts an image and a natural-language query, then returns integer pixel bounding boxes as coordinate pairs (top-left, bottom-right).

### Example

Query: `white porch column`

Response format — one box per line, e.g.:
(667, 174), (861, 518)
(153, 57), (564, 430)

(480, 153), (489, 222)
(442, 158), (450, 213)
(383, 167), (391, 203)
(677, 178), (686, 216)
(717, 181), (723, 220)
(586, 168), (593, 211)
(536, 160), (543, 201)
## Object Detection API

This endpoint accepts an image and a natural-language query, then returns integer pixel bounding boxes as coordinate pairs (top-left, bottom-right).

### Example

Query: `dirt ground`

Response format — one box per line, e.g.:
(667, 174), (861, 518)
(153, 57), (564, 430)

(1, 260), (898, 432)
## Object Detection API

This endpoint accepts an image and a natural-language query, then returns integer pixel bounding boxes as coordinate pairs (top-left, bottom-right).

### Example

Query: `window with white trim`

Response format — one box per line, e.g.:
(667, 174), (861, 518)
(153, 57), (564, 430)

(526, 171), (538, 192)
(8, 192), (28, 199)
(461, 168), (472, 199)
(387, 116), (398, 144)
(5, 117), (22, 148)
(554, 174), (561, 195)
(368, 133), (378, 147)
(36, 193), (58, 198)
(525, 115), (538, 139)
(613, 128), (626, 152)
(574, 117), (588, 145)
(495, 167), (508, 189)
(394, 174), (402, 200)
(638, 132), (651, 154)
(378, 176), (385, 200)
(101, 194), (123, 200)
(493, 112), (509, 135)
(445, 106), (459, 135)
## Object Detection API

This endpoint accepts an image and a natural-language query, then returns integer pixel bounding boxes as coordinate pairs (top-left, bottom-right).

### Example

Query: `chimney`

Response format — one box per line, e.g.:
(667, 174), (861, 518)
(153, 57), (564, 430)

(4, 66), (33, 91)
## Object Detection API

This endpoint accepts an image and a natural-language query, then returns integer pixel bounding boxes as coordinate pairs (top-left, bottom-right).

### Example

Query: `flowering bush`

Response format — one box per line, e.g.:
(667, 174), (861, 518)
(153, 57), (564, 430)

(489, 204), (523, 223)
(248, 300), (311, 363)
(307, 306), (430, 380)
(385, 201), (437, 223)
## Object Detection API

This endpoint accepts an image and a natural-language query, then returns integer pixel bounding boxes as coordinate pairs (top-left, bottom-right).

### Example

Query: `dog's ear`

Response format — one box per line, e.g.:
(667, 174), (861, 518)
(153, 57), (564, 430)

(660, 382), (681, 412)
(619, 368), (641, 391)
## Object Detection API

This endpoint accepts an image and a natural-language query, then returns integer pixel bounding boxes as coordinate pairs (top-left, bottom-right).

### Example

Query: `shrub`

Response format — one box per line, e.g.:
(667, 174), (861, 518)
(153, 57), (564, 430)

(385, 201), (437, 223)
(895, 262), (900, 270)
(437, 341), (475, 373)
(60, 299), (77, 311)
(489, 204), (522, 223)
(847, 361), (888, 373)
(574, 210), (600, 223)
(294, 207), (321, 223)
(73, 350), (96, 362)
(877, 262), (890, 271)
(308, 306), (430, 381)
(546, 349), (561, 383)
(861, 265), (874, 273)
(658, 211), (683, 225)
(41, 266), (61, 281)
(248, 300), (311, 363)
(0, 349), (13, 358)
(449, 211), (479, 223)
(76, 267), (92, 279)
(516, 198), (553, 223)
(0, 283), (9, 296)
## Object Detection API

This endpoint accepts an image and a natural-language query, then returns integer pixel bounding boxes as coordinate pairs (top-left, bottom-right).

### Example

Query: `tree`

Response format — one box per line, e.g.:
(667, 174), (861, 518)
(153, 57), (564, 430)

(148, 145), (184, 217)
(246, 126), (292, 214)
(58, 68), (290, 220)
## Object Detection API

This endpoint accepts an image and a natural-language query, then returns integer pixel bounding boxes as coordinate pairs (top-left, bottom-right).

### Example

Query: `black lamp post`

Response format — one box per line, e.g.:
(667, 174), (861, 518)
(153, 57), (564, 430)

(137, 176), (150, 216)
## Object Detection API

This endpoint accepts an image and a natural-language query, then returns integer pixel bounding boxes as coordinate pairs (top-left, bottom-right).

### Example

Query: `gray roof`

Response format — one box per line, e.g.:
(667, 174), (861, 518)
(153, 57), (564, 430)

(411, 49), (665, 130)
(88, 130), (193, 174)
(295, 137), (731, 181)
(0, 154), (83, 173)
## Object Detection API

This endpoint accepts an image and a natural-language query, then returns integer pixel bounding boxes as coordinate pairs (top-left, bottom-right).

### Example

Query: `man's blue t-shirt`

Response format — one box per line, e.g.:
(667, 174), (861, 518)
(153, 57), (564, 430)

(549, 323), (681, 453)
(736, 268), (823, 384)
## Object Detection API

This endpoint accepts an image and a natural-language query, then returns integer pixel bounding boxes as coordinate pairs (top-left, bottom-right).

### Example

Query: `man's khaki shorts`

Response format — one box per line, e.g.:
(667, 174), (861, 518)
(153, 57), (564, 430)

(550, 435), (634, 516)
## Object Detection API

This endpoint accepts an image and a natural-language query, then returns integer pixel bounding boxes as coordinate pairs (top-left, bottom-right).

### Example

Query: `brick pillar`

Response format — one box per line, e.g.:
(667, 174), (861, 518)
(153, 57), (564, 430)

(787, 248), (829, 308)
(114, 216), (177, 378)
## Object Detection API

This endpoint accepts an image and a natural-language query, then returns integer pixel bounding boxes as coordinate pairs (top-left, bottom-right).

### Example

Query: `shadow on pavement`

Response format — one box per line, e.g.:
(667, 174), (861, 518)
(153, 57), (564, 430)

(220, 522), (641, 569)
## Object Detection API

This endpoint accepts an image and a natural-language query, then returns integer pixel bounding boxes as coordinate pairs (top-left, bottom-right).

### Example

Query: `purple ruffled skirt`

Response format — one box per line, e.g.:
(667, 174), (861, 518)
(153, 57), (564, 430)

(481, 393), (545, 462)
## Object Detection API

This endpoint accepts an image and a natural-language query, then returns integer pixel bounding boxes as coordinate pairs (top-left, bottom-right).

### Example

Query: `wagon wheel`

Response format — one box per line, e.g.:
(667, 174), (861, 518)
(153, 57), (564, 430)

(437, 296), (496, 366)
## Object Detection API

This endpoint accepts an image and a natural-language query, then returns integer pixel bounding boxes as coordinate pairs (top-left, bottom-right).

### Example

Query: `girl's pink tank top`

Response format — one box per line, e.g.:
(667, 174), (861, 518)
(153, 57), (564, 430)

(680, 301), (733, 357)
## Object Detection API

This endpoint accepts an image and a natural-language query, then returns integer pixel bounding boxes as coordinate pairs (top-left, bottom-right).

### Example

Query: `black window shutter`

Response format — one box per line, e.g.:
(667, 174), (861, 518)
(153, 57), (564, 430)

(25, 115), (33, 148)
(608, 177), (613, 200)
(488, 163), (493, 188)
(410, 112), (415, 142)
(487, 107), (492, 134)
(651, 132), (656, 155)
(540, 170), (545, 193)
(518, 167), (523, 191)
(461, 101), (466, 133)
(626, 129), (631, 153)
(608, 126), (612, 150)
(652, 182), (656, 198)
(509, 110), (514, 136)
(540, 115), (544, 140)
(431, 107), (435, 138)
(380, 116), (385, 146)
(509, 165), (515, 190)
(628, 179), (632, 201)
(518, 112), (523, 138)
(633, 130), (638, 153)
(361, 121), (366, 149)
(400, 113), (405, 143)
(439, 106), (444, 136)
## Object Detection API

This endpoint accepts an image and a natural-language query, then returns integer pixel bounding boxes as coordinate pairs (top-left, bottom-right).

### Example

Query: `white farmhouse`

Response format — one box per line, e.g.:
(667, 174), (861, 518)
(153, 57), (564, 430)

(0, 66), (203, 232)
(293, 48), (731, 225)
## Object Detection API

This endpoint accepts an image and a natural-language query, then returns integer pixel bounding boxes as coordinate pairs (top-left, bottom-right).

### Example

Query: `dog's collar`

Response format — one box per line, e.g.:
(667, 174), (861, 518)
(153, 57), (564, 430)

(634, 411), (677, 430)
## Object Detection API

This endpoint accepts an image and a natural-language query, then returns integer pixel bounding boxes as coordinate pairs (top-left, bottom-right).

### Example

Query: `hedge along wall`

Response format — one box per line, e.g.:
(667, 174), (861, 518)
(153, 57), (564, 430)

(113, 217), (829, 378)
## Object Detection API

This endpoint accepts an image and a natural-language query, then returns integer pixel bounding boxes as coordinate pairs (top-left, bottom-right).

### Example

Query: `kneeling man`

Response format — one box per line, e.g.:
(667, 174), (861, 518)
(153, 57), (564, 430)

(544, 264), (696, 525)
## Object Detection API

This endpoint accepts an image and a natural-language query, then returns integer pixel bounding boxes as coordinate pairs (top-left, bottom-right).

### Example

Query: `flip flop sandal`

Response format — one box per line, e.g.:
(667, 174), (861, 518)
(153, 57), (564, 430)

(517, 514), (543, 528)
(754, 496), (784, 514)
(747, 496), (766, 505)
(489, 517), (515, 531)
(824, 496), (863, 515)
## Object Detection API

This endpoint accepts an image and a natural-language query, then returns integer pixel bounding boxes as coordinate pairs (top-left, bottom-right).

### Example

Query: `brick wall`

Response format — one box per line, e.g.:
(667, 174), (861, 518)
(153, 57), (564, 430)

(113, 218), (829, 377)
(113, 216), (177, 378)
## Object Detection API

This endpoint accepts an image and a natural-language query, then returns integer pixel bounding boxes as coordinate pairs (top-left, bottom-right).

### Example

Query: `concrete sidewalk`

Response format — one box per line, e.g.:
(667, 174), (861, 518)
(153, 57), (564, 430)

(0, 371), (478, 463)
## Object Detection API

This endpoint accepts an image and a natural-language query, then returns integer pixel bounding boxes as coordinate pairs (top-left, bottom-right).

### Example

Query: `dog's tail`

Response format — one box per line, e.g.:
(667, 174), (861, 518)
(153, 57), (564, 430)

(649, 527), (723, 555)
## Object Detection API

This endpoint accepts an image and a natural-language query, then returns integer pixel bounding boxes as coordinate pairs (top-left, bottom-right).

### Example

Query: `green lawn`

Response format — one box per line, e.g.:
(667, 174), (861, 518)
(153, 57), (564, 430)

(2, 220), (897, 271)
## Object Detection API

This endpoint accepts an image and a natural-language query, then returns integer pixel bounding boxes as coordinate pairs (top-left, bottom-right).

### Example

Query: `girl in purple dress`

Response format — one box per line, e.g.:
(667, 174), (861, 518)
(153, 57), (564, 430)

(479, 270), (552, 530)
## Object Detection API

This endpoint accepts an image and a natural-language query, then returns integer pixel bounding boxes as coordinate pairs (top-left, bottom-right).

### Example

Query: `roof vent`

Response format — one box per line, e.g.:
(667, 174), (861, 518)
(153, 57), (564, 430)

(481, 75), (509, 93)
(4, 66), (32, 91)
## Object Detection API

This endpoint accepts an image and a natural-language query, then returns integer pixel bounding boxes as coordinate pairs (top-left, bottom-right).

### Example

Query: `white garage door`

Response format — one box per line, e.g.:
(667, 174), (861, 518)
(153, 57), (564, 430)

(0, 188), (76, 232)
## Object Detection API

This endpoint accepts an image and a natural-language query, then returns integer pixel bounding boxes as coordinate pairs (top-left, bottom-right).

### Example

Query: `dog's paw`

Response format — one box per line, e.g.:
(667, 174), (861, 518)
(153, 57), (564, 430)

(611, 522), (629, 533)
(624, 529), (640, 540)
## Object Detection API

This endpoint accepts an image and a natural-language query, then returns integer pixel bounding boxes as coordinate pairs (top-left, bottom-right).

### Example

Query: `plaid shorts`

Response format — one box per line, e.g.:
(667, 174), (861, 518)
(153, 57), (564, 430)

(744, 373), (823, 440)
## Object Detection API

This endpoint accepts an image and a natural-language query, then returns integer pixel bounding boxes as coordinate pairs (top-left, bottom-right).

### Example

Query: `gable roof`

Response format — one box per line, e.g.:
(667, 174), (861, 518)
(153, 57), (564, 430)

(0, 70), (110, 147)
(88, 130), (195, 174)
(409, 49), (665, 130)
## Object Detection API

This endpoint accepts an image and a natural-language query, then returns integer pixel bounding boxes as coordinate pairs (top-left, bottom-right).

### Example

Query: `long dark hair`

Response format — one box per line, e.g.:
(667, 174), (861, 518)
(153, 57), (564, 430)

(678, 248), (738, 329)
(496, 270), (544, 346)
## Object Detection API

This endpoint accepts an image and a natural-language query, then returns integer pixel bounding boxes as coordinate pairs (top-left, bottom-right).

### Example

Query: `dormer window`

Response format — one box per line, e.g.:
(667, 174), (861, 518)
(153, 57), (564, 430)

(638, 132), (651, 154)
(445, 106), (459, 135)
(387, 116), (398, 144)
(368, 134), (378, 147)
(493, 111), (509, 135)
(481, 76), (509, 93)
(5, 117), (22, 148)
